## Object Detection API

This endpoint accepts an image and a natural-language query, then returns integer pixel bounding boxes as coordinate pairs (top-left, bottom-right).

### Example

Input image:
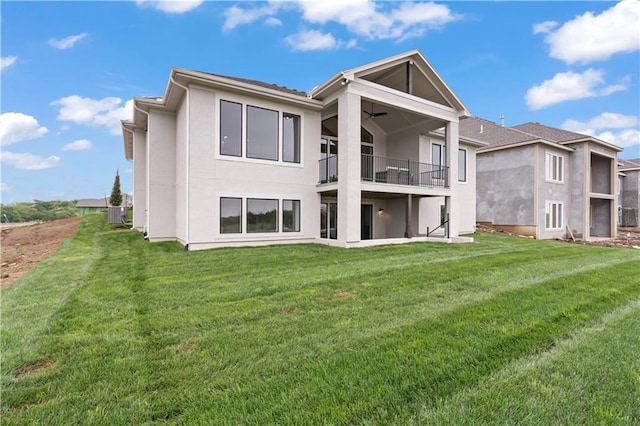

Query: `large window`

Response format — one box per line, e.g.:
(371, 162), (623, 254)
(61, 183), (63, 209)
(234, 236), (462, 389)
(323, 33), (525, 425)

(220, 100), (242, 157)
(458, 149), (467, 182)
(220, 197), (242, 233)
(545, 152), (564, 183)
(247, 106), (278, 161)
(545, 201), (563, 230)
(432, 143), (446, 179)
(283, 113), (300, 163)
(247, 198), (278, 233)
(283, 199), (300, 232)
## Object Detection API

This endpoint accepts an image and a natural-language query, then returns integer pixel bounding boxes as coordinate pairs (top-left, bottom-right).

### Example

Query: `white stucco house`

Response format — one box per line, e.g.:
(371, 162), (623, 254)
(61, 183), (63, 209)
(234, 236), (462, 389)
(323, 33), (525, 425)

(121, 50), (482, 250)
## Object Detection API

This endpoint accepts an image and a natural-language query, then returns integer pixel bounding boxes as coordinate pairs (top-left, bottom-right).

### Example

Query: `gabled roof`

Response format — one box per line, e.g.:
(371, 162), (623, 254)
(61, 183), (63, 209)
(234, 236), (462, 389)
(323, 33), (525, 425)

(620, 158), (640, 171)
(460, 117), (536, 148)
(193, 71), (307, 97)
(309, 49), (470, 116)
(513, 122), (622, 152)
(76, 197), (109, 208)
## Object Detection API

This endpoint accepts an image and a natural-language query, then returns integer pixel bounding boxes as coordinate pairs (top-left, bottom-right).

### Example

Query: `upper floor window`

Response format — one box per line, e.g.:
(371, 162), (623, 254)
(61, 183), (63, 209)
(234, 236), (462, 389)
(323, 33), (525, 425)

(220, 100), (242, 157)
(545, 152), (564, 183)
(458, 149), (467, 182)
(247, 105), (278, 161)
(283, 113), (300, 163)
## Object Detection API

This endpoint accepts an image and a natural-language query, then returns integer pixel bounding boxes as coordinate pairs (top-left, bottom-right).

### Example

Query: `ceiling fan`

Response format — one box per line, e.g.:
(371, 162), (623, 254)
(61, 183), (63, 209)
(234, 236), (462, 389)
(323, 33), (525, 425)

(363, 102), (388, 119)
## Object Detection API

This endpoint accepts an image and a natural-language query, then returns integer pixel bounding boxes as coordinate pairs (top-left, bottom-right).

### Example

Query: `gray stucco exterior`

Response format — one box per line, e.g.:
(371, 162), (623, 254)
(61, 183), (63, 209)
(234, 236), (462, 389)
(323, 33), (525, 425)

(619, 158), (640, 227)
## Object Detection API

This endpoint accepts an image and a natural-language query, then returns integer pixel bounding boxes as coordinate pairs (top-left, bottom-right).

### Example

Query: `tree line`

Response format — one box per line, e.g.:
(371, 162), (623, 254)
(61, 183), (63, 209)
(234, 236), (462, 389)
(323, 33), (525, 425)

(0, 200), (79, 223)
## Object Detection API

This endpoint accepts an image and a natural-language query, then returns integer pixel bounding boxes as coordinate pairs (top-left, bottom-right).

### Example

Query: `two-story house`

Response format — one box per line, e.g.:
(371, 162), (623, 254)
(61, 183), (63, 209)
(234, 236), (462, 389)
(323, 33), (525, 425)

(121, 50), (481, 250)
(464, 117), (622, 240)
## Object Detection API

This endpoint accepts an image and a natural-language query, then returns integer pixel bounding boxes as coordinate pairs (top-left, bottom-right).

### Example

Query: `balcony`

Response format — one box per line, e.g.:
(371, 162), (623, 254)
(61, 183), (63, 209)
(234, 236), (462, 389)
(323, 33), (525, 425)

(319, 154), (449, 189)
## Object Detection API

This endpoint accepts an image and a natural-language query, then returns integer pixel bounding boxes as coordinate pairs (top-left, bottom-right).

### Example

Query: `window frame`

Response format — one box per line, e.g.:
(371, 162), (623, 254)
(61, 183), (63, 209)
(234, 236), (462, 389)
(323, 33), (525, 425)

(545, 201), (564, 230)
(246, 198), (279, 233)
(545, 152), (564, 183)
(246, 105), (279, 161)
(220, 100), (243, 157)
(458, 148), (467, 182)
(219, 197), (242, 234)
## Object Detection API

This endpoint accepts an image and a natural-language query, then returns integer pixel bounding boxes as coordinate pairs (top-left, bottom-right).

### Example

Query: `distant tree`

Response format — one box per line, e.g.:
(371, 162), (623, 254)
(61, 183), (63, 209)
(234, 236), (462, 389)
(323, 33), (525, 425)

(109, 171), (123, 206)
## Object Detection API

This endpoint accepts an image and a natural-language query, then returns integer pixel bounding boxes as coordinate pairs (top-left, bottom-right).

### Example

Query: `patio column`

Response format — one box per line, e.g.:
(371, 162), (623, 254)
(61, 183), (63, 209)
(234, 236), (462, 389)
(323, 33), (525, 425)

(337, 89), (362, 244)
(445, 120), (459, 238)
(405, 194), (413, 238)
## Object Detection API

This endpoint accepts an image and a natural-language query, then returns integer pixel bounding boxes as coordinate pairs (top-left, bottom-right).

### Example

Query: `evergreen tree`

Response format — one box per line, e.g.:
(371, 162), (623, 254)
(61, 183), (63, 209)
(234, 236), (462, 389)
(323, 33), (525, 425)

(109, 170), (123, 206)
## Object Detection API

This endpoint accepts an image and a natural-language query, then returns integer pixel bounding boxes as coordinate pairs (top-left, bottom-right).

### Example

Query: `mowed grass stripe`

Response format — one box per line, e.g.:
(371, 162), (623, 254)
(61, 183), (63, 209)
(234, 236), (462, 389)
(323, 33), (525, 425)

(2, 215), (639, 424)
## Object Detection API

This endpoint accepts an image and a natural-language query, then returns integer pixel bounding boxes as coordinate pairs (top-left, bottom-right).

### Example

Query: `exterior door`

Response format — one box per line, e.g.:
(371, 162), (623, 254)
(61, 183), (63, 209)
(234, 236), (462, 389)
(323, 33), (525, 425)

(361, 204), (373, 240)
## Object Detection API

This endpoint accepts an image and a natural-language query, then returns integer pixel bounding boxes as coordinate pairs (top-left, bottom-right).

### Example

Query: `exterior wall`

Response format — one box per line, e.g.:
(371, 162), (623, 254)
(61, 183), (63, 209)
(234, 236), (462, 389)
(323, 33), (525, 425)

(457, 142), (477, 234)
(620, 169), (639, 226)
(132, 129), (147, 231)
(476, 145), (535, 231)
(566, 143), (586, 238)
(146, 110), (176, 240)
(537, 145), (570, 240)
(185, 85), (321, 249)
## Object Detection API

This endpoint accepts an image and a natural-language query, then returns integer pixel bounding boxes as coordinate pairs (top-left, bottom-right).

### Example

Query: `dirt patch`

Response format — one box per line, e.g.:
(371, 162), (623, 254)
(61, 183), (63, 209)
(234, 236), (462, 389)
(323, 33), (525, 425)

(16, 358), (55, 378)
(477, 224), (640, 249)
(1, 216), (83, 288)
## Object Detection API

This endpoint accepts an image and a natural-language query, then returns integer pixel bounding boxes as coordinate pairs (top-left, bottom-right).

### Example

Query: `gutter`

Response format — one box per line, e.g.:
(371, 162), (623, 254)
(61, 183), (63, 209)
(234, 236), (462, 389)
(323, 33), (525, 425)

(170, 75), (190, 250)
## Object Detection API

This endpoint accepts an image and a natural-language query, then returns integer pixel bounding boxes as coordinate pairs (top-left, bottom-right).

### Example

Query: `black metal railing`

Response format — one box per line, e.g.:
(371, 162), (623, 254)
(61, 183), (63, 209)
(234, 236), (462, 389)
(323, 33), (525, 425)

(319, 155), (338, 184)
(319, 154), (449, 189)
(363, 155), (449, 188)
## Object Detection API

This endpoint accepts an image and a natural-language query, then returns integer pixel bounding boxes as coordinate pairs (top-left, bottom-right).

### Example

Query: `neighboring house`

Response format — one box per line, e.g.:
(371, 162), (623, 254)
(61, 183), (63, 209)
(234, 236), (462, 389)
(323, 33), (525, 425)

(619, 158), (640, 227)
(121, 50), (480, 250)
(76, 195), (133, 216)
(76, 198), (108, 215)
(463, 117), (622, 240)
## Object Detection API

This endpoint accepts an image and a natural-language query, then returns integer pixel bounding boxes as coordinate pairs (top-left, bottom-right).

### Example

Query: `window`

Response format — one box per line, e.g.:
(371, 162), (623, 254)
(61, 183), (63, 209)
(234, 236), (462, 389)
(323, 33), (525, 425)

(545, 201), (563, 230)
(220, 197), (242, 233)
(247, 198), (278, 233)
(247, 105), (278, 161)
(361, 126), (373, 144)
(432, 143), (445, 179)
(545, 152), (564, 183)
(283, 199), (300, 232)
(283, 113), (300, 163)
(220, 100), (242, 157)
(458, 149), (467, 182)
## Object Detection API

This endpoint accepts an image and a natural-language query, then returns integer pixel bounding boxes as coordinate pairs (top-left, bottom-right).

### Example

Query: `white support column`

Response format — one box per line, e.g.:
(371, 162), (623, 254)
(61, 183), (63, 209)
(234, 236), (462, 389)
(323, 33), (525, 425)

(337, 89), (362, 244)
(132, 129), (147, 231)
(445, 120), (459, 238)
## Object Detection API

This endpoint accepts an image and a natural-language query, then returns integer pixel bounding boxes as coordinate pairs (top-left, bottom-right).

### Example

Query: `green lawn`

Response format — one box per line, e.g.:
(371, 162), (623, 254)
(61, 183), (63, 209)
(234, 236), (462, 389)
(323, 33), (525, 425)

(2, 214), (639, 424)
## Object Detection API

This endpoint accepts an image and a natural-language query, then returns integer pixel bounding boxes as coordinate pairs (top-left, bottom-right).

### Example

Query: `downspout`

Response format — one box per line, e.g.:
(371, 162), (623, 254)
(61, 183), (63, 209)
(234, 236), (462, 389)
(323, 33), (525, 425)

(170, 75), (190, 251)
(134, 103), (151, 238)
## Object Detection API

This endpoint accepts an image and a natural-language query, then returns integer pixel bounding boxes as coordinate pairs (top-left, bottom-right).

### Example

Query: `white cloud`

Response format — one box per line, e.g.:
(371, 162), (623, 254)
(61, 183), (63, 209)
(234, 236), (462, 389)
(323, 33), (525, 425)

(285, 29), (338, 51)
(538, 0), (640, 64)
(62, 139), (92, 151)
(224, 1), (460, 43)
(223, 4), (281, 31)
(136, 0), (202, 14)
(561, 112), (640, 150)
(1, 151), (61, 170)
(532, 21), (558, 35)
(1, 56), (17, 71)
(51, 96), (133, 135)
(265, 17), (282, 26)
(0, 112), (49, 146)
(0, 182), (9, 192)
(48, 33), (87, 50)
(525, 69), (628, 110)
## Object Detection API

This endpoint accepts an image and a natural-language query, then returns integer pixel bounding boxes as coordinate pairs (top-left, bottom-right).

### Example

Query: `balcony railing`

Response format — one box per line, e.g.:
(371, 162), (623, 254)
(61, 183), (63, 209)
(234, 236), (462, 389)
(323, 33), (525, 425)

(319, 154), (449, 189)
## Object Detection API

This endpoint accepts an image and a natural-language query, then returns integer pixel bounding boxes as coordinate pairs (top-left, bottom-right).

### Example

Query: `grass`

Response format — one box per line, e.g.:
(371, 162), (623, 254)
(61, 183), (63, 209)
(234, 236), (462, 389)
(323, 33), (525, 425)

(1, 214), (639, 424)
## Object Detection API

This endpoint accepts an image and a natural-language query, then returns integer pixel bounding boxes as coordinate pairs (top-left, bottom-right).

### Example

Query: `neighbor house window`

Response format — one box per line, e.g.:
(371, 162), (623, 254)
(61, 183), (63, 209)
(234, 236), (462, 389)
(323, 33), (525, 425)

(283, 199), (300, 232)
(247, 105), (278, 161)
(220, 197), (242, 233)
(247, 198), (278, 232)
(283, 113), (300, 163)
(545, 201), (563, 230)
(458, 149), (467, 182)
(545, 152), (564, 183)
(220, 100), (242, 157)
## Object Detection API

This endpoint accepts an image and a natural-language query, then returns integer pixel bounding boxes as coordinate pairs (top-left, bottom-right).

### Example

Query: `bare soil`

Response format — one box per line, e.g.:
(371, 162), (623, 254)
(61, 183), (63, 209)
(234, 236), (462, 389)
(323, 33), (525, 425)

(477, 224), (640, 249)
(0, 216), (83, 288)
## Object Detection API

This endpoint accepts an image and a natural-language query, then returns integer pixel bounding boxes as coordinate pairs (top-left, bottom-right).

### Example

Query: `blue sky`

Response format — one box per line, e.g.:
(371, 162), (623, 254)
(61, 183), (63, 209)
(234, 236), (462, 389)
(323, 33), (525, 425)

(1, 0), (639, 203)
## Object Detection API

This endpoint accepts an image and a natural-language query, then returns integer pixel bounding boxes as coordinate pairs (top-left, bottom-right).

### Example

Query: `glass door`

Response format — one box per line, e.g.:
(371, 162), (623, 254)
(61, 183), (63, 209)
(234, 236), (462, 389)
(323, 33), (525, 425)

(361, 204), (372, 240)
